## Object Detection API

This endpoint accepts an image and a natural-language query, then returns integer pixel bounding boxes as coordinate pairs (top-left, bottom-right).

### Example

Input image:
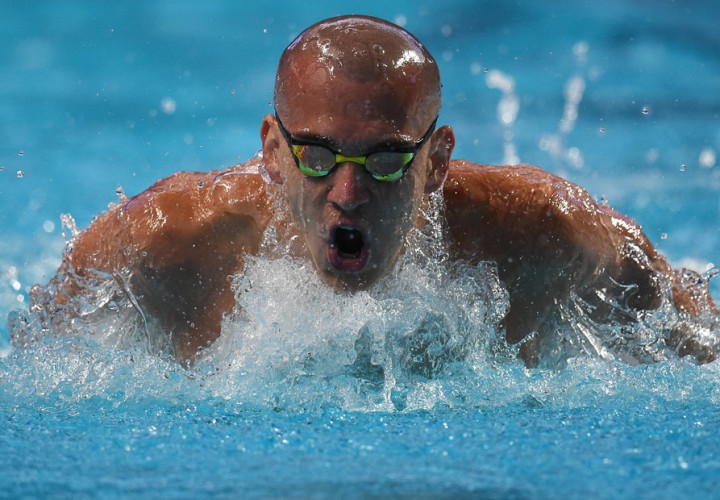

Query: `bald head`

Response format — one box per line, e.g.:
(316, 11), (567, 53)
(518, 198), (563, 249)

(274, 16), (441, 134)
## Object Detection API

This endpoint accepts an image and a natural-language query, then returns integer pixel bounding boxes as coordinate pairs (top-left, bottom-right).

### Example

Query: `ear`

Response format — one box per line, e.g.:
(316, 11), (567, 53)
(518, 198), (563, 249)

(260, 114), (284, 184)
(424, 125), (455, 194)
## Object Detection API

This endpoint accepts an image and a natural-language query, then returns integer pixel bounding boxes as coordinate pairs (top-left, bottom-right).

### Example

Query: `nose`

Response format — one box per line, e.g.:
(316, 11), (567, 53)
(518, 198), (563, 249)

(326, 162), (370, 212)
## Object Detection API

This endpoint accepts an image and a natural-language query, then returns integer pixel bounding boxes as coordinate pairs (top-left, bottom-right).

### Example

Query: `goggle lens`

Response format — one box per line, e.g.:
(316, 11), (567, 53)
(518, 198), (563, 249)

(292, 144), (415, 181)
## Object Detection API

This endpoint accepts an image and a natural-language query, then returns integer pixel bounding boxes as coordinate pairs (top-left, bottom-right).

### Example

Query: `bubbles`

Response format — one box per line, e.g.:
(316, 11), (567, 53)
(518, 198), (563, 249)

(641, 105), (651, 115)
(680, 163), (687, 172)
(16, 170), (24, 179)
(18, 150), (24, 157)
(42, 220), (55, 233)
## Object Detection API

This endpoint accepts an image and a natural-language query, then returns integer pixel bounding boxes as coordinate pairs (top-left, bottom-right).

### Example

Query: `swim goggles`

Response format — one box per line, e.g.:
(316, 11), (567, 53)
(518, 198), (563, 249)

(275, 114), (437, 182)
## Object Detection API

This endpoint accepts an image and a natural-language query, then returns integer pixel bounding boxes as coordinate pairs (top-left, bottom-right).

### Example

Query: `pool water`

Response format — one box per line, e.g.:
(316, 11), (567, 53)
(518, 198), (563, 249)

(2, 0), (720, 498)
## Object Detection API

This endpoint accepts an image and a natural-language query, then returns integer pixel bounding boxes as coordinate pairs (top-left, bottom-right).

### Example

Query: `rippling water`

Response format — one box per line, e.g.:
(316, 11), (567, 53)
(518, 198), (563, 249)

(2, 0), (720, 498)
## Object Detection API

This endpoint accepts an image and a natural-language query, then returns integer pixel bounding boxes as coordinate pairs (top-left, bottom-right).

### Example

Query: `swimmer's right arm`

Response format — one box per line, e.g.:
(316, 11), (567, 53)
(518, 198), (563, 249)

(54, 162), (272, 363)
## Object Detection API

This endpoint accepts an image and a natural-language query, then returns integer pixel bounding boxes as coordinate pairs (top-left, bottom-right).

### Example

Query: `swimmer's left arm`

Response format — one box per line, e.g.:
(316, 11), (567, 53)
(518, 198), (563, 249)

(442, 161), (666, 343)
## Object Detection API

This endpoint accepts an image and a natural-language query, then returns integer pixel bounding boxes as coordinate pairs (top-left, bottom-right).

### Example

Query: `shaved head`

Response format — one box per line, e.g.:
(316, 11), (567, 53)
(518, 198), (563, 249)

(261, 16), (454, 293)
(274, 16), (441, 134)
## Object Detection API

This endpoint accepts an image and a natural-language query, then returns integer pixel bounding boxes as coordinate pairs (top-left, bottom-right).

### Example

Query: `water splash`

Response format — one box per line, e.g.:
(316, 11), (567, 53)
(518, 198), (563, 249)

(4, 195), (720, 413)
(485, 69), (520, 165)
(538, 42), (590, 170)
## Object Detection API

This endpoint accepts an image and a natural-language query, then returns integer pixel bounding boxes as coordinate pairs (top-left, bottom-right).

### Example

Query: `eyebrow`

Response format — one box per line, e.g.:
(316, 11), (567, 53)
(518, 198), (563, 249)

(276, 114), (437, 153)
(294, 134), (419, 153)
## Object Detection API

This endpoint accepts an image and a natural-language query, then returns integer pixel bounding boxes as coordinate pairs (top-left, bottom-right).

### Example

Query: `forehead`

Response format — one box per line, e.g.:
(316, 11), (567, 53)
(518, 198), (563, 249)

(279, 68), (434, 143)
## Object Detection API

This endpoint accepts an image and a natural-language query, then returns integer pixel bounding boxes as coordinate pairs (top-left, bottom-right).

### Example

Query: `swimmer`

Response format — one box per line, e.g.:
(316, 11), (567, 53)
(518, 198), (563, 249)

(38, 15), (717, 365)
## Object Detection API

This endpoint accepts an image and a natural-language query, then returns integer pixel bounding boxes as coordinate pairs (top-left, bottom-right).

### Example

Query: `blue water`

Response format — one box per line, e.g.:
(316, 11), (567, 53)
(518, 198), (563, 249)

(2, 0), (720, 498)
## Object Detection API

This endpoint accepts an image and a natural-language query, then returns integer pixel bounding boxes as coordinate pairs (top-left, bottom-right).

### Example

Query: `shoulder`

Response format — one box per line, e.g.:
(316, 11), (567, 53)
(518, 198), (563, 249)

(444, 160), (568, 201)
(442, 161), (568, 231)
(122, 156), (274, 228)
(69, 157), (275, 271)
(439, 160), (624, 267)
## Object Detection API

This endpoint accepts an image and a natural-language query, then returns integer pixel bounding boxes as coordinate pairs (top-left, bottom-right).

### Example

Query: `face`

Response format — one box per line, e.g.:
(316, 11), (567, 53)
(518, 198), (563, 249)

(263, 76), (453, 291)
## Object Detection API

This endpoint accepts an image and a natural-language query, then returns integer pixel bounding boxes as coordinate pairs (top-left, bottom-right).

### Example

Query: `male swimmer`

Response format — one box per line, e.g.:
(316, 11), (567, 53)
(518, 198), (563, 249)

(35, 15), (717, 365)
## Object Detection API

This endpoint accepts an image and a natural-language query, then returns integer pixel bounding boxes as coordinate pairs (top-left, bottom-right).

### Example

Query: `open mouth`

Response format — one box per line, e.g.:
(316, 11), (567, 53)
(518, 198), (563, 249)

(328, 225), (369, 272)
(334, 226), (364, 257)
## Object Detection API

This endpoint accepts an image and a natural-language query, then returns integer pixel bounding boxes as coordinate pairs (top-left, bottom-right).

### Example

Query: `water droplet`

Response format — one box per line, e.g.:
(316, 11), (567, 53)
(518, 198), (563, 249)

(161, 97), (176, 115)
(679, 164), (687, 172)
(0, 166), (4, 172)
(599, 127), (606, 134)
(645, 148), (659, 164)
(115, 185), (125, 198)
(661, 233), (668, 240)
(18, 150), (24, 157)
(197, 180), (205, 188)
(641, 106), (650, 115)
(262, 28), (268, 34)
(16, 170), (24, 178)
(394, 15), (407, 27)
(572, 41), (589, 60)
(699, 148), (716, 168)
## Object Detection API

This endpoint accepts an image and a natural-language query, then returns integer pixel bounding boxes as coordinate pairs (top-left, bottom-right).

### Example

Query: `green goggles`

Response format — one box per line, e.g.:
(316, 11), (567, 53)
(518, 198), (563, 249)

(275, 114), (437, 182)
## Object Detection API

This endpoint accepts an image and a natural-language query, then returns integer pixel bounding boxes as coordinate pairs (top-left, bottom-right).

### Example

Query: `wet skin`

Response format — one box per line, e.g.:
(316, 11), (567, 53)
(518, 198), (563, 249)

(41, 15), (717, 365)
(261, 101), (452, 291)
(51, 153), (716, 364)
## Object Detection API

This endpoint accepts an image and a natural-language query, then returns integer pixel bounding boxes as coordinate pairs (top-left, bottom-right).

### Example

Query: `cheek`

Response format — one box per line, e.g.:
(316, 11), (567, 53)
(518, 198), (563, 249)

(376, 180), (422, 232)
(393, 176), (424, 219)
(286, 180), (325, 231)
